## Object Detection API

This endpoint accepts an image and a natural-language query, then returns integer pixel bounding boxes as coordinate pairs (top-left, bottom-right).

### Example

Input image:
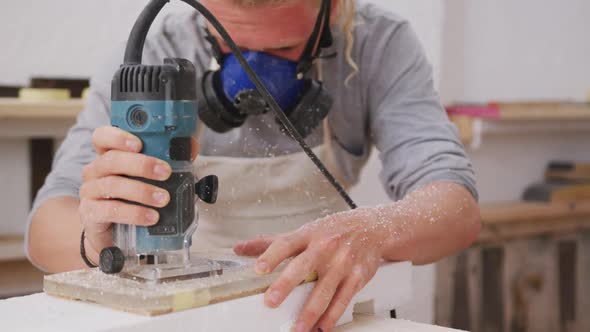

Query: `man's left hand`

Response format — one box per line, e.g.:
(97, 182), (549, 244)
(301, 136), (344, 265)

(233, 208), (386, 332)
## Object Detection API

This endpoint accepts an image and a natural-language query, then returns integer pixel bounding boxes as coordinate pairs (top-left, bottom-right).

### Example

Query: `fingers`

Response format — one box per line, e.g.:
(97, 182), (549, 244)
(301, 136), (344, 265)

(80, 176), (170, 208)
(315, 266), (368, 331)
(255, 233), (309, 274)
(82, 150), (171, 182)
(79, 198), (159, 229)
(264, 248), (319, 308)
(233, 236), (275, 256)
(294, 270), (342, 332)
(93, 126), (142, 155)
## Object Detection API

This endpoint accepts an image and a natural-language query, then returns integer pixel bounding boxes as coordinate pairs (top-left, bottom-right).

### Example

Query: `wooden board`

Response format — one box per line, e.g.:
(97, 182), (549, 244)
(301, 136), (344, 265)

(44, 250), (412, 318)
(480, 202), (590, 224)
(447, 103), (590, 145)
(498, 102), (590, 121)
(447, 102), (590, 121)
(44, 251), (277, 316)
(0, 98), (83, 119)
(22, 257), (413, 331)
(478, 202), (590, 244)
(545, 161), (590, 182)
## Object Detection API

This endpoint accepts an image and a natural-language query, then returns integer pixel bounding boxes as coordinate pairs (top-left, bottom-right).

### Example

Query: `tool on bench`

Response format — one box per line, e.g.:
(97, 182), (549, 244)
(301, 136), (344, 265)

(523, 161), (590, 203)
(96, 0), (357, 282)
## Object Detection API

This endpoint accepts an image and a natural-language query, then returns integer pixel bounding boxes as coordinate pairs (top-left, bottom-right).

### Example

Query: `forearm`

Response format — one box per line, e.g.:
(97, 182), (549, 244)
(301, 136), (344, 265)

(375, 182), (481, 265)
(28, 196), (99, 273)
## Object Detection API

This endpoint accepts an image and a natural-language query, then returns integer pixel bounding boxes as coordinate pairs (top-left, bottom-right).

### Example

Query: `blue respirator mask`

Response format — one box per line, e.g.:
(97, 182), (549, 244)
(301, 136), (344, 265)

(198, 0), (335, 138)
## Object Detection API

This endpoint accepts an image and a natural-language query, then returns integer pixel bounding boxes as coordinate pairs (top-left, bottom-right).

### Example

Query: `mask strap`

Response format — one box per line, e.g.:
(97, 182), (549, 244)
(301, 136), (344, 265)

(297, 0), (333, 76)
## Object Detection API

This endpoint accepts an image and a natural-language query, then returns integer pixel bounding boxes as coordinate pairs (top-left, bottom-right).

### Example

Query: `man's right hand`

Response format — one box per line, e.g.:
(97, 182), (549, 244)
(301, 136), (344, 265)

(78, 126), (172, 263)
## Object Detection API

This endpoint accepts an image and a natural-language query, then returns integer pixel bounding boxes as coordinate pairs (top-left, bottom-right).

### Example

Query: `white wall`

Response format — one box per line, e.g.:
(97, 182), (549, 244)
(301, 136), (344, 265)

(0, 0), (444, 324)
(0, 0), (443, 86)
(440, 0), (590, 203)
(0, 0), (188, 85)
(440, 0), (590, 103)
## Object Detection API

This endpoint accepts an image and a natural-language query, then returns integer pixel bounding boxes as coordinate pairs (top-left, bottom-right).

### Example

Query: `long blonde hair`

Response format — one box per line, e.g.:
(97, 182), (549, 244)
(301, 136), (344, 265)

(225, 0), (358, 84)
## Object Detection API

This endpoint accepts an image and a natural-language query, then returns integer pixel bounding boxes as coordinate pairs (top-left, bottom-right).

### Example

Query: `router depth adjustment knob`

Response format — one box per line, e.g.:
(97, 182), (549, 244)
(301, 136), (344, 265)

(99, 246), (125, 274)
(195, 175), (219, 204)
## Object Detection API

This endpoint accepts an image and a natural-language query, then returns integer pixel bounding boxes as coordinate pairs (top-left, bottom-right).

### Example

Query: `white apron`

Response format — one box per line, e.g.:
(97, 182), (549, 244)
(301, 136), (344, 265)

(191, 121), (353, 251)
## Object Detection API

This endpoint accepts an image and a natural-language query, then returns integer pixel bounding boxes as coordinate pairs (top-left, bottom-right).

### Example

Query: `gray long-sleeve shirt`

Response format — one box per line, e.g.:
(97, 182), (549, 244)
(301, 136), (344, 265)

(26, 1), (477, 259)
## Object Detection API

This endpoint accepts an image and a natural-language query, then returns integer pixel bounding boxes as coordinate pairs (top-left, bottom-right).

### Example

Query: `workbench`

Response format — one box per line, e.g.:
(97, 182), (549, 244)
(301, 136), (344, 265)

(0, 260), (462, 332)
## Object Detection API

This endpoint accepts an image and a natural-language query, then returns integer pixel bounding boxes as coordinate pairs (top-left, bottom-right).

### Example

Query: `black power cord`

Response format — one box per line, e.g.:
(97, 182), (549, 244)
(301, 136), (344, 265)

(80, 230), (97, 268)
(124, 0), (357, 210)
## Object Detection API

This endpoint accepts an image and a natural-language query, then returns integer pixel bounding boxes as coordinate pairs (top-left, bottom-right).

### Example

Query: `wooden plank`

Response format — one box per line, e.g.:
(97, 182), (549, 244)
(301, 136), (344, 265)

(0, 98), (83, 120)
(448, 103), (590, 145)
(434, 255), (456, 328)
(525, 237), (559, 332)
(502, 237), (560, 332)
(44, 251), (272, 316)
(451, 252), (470, 331)
(558, 240), (577, 332)
(478, 202), (590, 244)
(30, 78), (89, 99)
(480, 247), (504, 332)
(447, 102), (590, 121)
(466, 247), (482, 332)
(44, 251), (411, 317)
(545, 161), (590, 182)
(577, 232), (590, 332)
(503, 240), (528, 332)
(498, 102), (590, 121)
(479, 218), (590, 244)
(480, 202), (590, 225)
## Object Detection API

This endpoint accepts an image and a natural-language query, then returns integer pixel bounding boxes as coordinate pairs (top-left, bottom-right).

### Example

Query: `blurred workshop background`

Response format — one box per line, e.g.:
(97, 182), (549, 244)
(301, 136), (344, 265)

(1, 0), (589, 331)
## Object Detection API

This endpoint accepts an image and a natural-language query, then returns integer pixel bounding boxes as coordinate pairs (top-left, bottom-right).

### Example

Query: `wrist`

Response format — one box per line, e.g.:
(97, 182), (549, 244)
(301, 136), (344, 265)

(368, 204), (410, 260)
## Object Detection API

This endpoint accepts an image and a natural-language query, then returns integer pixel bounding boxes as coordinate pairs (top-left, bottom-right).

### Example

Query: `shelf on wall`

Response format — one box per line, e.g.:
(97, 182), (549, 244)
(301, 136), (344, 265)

(0, 98), (84, 120)
(447, 102), (590, 147)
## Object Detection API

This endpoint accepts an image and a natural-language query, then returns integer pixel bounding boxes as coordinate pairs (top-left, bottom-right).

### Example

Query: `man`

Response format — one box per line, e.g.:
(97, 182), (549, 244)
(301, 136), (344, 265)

(27, 0), (481, 331)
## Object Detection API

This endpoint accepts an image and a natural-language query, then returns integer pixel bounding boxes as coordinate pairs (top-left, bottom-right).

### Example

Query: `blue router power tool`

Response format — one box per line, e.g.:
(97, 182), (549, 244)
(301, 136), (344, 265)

(98, 2), (219, 279)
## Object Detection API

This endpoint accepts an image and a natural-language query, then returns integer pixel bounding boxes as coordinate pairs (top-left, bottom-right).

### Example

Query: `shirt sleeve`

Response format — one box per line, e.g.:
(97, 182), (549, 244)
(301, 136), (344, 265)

(364, 22), (478, 201)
